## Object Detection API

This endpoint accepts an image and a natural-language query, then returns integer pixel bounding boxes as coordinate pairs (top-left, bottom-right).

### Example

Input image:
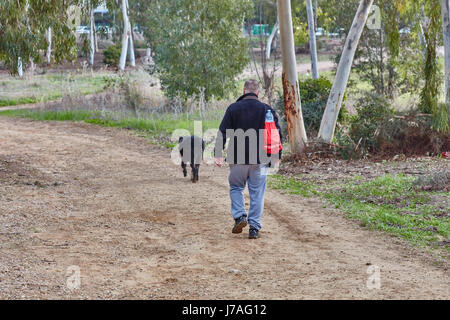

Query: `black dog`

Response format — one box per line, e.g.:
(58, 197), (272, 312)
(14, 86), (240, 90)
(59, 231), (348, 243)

(179, 136), (205, 183)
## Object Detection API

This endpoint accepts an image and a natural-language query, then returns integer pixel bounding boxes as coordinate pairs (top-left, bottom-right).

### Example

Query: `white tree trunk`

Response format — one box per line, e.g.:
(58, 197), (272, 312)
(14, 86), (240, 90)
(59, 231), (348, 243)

(306, 0), (319, 79)
(18, 57), (23, 78)
(89, 5), (95, 66)
(94, 26), (99, 53)
(418, 22), (427, 61)
(318, 0), (374, 143)
(127, 22), (136, 67)
(126, 0), (135, 67)
(47, 27), (52, 64)
(277, 0), (308, 153)
(441, 0), (450, 105)
(119, 0), (129, 71)
(266, 22), (279, 60)
(146, 46), (152, 64)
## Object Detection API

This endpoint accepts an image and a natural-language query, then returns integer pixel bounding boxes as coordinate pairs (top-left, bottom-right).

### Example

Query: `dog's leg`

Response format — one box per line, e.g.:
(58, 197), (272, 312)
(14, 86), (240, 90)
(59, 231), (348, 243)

(181, 162), (187, 177)
(193, 164), (200, 183)
(190, 163), (196, 183)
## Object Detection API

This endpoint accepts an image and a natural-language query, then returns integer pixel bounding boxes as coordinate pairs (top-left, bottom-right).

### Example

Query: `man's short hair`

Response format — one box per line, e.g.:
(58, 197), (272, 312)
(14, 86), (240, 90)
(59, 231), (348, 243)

(244, 79), (260, 94)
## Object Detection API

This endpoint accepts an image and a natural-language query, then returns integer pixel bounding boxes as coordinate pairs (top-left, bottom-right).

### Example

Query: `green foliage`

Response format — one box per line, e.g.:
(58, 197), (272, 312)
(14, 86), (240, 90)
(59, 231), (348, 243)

(143, 0), (253, 102)
(273, 77), (348, 138)
(103, 44), (122, 66)
(0, 0), (80, 75)
(293, 17), (309, 47)
(338, 92), (450, 158)
(420, 1), (442, 116)
(78, 34), (91, 58)
(347, 92), (395, 155)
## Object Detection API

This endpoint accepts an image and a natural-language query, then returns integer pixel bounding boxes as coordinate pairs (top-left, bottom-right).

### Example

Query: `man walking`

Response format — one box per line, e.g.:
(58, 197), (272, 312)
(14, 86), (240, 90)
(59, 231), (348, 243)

(214, 80), (283, 239)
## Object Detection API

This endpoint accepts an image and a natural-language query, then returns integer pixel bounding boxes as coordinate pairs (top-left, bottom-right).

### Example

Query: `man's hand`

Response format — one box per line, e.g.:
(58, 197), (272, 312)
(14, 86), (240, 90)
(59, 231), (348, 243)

(214, 157), (224, 167)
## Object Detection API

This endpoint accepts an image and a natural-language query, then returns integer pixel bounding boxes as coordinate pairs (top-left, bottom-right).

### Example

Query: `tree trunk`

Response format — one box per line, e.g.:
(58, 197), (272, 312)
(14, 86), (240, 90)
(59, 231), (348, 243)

(266, 22), (279, 60)
(127, 7), (136, 68)
(418, 22), (427, 61)
(318, 0), (374, 143)
(441, 0), (450, 106)
(146, 46), (151, 64)
(277, 0), (308, 153)
(94, 25), (99, 53)
(18, 57), (23, 78)
(119, 0), (129, 71)
(47, 27), (52, 64)
(306, 0), (319, 79)
(89, 5), (95, 66)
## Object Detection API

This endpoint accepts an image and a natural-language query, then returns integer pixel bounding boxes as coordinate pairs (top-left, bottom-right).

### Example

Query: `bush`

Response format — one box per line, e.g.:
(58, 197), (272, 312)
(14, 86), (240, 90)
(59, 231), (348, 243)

(103, 44), (122, 66)
(348, 92), (394, 154)
(341, 92), (450, 158)
(273, 77), (348, 138)
(78, 34), (90, 58)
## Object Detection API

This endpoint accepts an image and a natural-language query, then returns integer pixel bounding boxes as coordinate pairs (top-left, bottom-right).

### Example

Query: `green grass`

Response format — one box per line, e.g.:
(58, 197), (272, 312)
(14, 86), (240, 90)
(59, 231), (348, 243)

(268, 173), (450, 253)
(0, 108), (223, 148)
(0, 97), (39, 107)
(0, 72), (113, 107)
(268, 174), (319, 198)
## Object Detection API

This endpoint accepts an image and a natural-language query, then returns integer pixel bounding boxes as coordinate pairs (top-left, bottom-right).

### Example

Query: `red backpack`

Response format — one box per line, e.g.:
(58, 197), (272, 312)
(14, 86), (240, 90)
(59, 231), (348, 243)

(263, 107), (282, 155)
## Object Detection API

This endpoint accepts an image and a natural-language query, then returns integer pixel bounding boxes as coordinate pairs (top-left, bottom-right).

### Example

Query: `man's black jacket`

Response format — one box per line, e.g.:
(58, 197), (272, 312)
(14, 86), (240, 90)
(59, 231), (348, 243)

(214, 93), (283, 165)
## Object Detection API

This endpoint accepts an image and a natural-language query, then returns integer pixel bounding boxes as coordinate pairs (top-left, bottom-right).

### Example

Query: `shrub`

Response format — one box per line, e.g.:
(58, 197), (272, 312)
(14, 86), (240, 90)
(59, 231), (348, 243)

(343, 92), (450, 158)
(103, 44), (122, 66)
(348, 92), (394, 154)
(273, 77), (348, 138)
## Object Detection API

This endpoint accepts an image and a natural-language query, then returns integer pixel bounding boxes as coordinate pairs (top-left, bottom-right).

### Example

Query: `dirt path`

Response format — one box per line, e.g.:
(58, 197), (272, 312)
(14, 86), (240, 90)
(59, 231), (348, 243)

(0, 117), (448, 299)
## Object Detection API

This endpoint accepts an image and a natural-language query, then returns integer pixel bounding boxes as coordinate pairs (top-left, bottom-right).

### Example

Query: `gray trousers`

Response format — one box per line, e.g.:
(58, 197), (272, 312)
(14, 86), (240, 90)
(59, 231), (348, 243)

(228, 164), (267, 230)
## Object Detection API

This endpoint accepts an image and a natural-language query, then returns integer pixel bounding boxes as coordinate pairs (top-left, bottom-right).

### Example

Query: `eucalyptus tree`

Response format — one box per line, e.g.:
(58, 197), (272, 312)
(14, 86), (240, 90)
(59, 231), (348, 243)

(0, 0), (79, 76)
(143, 0), (252, 102)
(318, 0), (374, 143)
(398, 0), (447, 131)
(306, 0), (319, 79)
(278, 0), (308, 153)
(440, 0), (450, 130)
(118, 0), (135, 70)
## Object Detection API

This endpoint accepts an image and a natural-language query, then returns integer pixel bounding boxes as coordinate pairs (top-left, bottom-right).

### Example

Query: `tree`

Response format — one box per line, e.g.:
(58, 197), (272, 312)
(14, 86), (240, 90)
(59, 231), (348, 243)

(278, 0), (308, 153)
(119, 0), (130, 70)
(0, 0), (79, 76)
(249, 0), (279, 104)
(89, 1), (96, 66)
(126, 0), (136, 68)
(144, 0), (252, 101)
(306, 0), (319, 79)
(47, 27), (52, 64)
(441, 0), (450, 130)
(318, 0), (374, 143)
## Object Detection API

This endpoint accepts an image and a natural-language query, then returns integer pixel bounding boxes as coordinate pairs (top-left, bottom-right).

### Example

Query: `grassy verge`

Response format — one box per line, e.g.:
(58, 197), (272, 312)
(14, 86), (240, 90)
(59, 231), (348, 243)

(0, 108), (223, 148)
(269, 173), (450, 256)
(0, 72), (112, 107)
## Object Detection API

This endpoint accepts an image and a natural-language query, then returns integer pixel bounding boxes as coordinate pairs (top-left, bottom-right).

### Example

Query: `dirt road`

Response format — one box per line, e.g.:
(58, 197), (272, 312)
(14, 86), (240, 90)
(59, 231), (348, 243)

(0, 117), (448, 299)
